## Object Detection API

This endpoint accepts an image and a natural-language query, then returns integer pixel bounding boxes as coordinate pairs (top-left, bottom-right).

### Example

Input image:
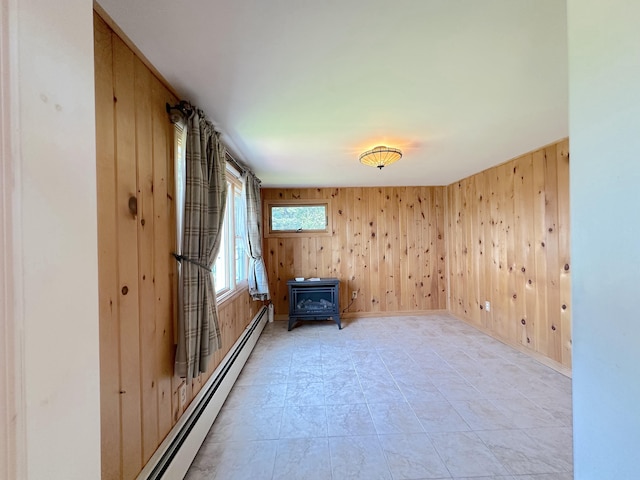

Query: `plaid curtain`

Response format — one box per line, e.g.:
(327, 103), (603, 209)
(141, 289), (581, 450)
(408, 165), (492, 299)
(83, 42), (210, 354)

(175, 108), (227, 379)
(243, 172), (270, 301)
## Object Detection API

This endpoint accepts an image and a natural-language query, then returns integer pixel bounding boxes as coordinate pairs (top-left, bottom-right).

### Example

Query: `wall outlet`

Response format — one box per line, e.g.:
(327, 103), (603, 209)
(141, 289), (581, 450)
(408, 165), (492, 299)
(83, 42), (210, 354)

(352, 290), (358, 300)
(179, 382), (187, 410)
(485, 301), (491, 312)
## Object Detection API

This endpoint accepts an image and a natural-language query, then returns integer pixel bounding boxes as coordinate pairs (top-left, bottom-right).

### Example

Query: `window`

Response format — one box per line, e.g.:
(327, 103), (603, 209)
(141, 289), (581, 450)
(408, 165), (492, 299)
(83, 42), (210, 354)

(174, 123), (187, 258)
(234, 187), (248, 284)
(264, 199), (332, 237)
(174, 123), (248, 299)
(212, 165), (248, 296)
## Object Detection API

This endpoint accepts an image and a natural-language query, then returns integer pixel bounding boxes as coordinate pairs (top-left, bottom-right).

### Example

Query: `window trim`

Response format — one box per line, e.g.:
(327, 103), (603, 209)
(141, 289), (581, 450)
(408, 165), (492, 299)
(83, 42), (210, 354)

(173, 124), (250, 313)
(214, 164), (249, 301)
(264, 199), (333, 238)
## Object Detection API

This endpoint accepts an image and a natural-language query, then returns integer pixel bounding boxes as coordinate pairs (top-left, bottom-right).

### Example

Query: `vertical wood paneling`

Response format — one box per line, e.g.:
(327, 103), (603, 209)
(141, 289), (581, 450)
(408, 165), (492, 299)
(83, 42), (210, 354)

(94, 14), (121, 480)
(368, 188), (380, 311)
(472, 175), (487, 328)
(263, 186), (447, 317)
(482, 172), (494, 330)
(390, 189), (402, 311)
(112, 34), (144, 479)
(95, 12), (263, 479)
(97, 19), (572, 478)
(152, 76), (175, 445)
(427, 189), (438, 306)
(361, 188), (372, 311)
(469, 178), (478, 320)
(380, 188), (400, 312)
(556, 140), (572, 367)
(399, 188), (410, 311)
(450, 182), (462, 316)
(413, 188), (426, 309)
(503, 163), (517, 344)
(513, 155), (534, 348)
(446, 140), (571, 368)
(532, 149), (549, 353)
(544, 148), (562, 362)
(353, 188), (365, 312)
(489, 170), (502, 334)
(333, 189), (346, 304)
(134, 56), (159, 464)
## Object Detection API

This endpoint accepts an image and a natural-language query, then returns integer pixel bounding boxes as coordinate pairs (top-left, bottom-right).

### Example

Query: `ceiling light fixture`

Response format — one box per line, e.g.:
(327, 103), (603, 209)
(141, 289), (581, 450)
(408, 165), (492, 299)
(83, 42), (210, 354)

(359, 145), (402, 170)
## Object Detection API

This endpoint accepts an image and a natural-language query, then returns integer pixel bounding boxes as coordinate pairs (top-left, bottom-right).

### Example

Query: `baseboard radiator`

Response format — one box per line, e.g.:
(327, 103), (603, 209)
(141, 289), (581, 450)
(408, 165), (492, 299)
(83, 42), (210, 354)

(137, 306), (268, 480)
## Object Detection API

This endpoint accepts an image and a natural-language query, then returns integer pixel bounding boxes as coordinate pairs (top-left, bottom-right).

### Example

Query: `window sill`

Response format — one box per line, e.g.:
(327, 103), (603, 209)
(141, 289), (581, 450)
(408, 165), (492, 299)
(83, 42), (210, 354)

(263, 230), (332, 238)
(216, 282), (249, 307)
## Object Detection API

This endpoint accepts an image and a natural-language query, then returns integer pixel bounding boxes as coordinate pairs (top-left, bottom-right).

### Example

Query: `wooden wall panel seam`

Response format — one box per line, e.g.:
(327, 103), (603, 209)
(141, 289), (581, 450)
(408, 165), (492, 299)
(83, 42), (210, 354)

(446, 140), (571, 369)
(262, 187), (445, 318)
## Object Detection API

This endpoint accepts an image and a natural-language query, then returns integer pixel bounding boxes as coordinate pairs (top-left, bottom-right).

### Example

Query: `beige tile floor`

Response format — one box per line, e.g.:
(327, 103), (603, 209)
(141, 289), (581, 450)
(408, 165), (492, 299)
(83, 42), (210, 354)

(186, 314), (573, 480)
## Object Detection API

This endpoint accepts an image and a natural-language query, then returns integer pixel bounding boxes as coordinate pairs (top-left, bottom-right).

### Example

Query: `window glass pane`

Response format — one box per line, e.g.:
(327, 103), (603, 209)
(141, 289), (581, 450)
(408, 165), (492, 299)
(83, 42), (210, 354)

(175, 125), (187, 253)
(271, 205), (327, 231)
(235, 242), (246, 283)
(212, 164), (247, 296)
(234, 190), (247, 283)
(213, 218), (228, 292)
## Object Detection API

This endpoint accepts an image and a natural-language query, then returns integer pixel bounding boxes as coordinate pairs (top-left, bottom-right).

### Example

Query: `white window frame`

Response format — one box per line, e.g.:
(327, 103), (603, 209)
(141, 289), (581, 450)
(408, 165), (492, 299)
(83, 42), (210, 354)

(213, 163), (249, 301)
(174, 124), (248, 305)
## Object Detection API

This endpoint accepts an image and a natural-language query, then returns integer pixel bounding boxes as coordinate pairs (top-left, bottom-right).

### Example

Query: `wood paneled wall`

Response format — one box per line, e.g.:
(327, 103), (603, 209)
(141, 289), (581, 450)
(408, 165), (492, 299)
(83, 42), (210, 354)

(262, 187), (447, 317)
(446, 139), (571, 368)
(94, 13), (261, 480)
(95, 7), (572, 478)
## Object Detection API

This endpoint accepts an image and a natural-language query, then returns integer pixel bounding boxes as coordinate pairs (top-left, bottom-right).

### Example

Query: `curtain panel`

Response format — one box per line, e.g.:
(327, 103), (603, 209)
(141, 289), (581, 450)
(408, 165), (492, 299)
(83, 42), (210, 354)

(175, 108), (228, 379)
(243, 172), (270, 301)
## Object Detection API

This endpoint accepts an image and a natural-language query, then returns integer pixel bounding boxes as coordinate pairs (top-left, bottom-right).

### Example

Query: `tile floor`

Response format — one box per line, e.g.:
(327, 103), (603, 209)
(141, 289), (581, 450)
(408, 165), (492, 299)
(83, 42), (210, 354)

(186, 314), (573, 480)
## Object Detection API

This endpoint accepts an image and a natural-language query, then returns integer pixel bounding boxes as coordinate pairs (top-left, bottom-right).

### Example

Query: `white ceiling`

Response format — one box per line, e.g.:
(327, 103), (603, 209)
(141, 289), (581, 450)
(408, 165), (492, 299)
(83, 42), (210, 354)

(98, 0), (568, 187)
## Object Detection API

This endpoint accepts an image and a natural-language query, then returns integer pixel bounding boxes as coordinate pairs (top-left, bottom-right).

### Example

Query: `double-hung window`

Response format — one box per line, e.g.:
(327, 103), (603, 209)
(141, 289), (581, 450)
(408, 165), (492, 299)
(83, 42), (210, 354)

(212, 164), (248, 298)
(175, 120), (248, 300)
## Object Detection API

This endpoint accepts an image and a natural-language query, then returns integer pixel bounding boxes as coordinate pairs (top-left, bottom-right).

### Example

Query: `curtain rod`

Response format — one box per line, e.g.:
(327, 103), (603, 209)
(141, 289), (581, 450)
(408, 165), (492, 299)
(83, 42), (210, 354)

(225, 152), (261, 185)
(167, 100), (262, 185)
(225, 152), (245, 174)
(165, 101), (193, 124)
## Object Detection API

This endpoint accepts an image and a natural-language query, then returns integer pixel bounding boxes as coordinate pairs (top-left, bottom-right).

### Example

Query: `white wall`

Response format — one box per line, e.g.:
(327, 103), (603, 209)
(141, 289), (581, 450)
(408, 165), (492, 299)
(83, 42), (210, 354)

(4, 0), (101, 478)
(568, 1), (640, 477)
(1, 3), (20, 478)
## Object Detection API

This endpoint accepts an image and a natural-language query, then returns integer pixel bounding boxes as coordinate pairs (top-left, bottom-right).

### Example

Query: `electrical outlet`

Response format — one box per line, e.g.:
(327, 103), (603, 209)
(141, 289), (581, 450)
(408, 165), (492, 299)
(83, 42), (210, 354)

(179, 382), (187, 410)
(485, 301), (491, 312)
(352, 290), (358, 300)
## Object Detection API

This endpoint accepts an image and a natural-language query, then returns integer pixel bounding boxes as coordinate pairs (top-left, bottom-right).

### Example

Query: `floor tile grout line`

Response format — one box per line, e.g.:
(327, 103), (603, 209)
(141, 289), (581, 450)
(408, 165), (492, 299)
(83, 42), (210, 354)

(186, 316), (572, 479)
(422, 430), (455, 480)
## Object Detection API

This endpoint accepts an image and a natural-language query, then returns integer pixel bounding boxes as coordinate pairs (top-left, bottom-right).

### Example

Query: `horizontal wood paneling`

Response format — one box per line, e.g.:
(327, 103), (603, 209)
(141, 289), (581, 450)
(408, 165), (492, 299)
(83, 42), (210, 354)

(94, 12), (261, 479)
(446, 139), (571, 368)
(262, 187), (448, 317)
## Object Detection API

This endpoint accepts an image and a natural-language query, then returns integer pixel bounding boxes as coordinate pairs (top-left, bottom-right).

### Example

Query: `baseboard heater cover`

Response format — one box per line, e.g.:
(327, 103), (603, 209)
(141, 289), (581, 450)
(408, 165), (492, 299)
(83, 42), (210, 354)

(136, 306), (268, 480)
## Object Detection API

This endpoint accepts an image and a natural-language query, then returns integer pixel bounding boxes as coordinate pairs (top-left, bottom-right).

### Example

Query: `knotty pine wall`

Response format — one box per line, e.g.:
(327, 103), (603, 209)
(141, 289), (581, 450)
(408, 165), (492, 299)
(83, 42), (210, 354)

(94, 12), (261, 480)
(446, 139), (571, 368)
(262, 187), (448, 317)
